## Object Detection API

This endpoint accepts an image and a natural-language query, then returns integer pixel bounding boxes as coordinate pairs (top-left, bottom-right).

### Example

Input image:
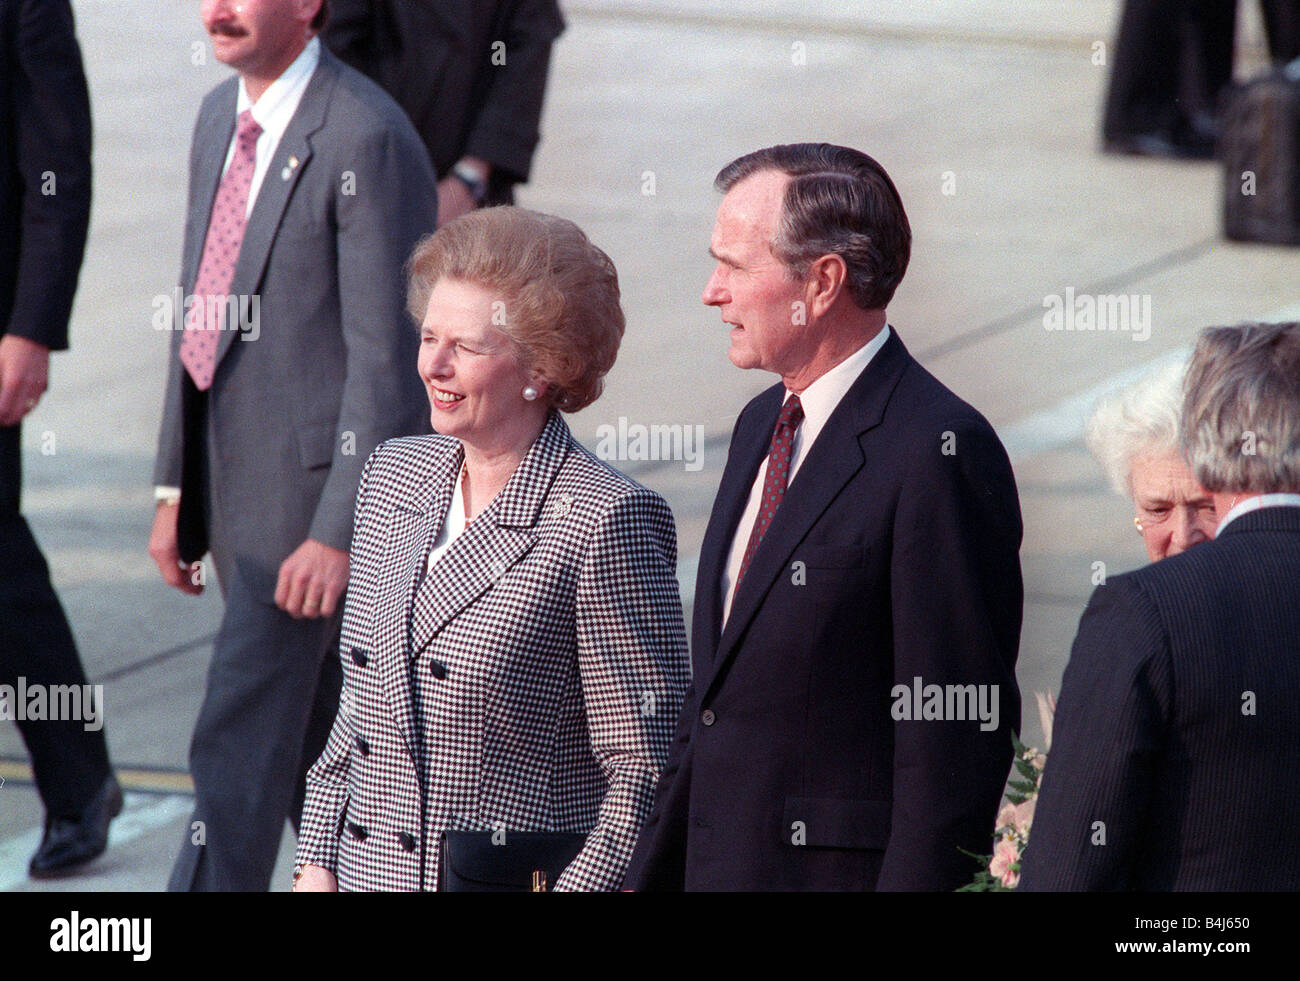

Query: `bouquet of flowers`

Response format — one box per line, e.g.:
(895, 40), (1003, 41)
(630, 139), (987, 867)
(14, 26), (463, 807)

(958, 691), (1055, 891)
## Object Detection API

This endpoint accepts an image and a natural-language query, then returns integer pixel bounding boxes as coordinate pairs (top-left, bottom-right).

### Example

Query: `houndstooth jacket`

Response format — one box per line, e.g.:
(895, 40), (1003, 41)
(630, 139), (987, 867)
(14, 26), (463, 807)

(295, 411), (689, 890)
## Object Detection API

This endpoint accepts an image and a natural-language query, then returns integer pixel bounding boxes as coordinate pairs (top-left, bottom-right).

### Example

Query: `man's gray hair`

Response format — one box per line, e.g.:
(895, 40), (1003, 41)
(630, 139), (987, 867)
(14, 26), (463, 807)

(1085, 359), (1188, 496)
(1181, 322), (1300, 493)
(715, 143), (911, 311)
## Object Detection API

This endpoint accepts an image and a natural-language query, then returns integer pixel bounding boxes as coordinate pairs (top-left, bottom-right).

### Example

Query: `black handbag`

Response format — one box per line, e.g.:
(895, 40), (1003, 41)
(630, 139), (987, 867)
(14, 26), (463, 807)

(436, 830), (587, 892)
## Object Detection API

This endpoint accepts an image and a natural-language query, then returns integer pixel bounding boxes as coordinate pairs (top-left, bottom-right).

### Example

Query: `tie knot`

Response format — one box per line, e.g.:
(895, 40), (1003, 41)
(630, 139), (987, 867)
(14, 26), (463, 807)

(777, 393), (804, 431)
(236, 109), (262, 143)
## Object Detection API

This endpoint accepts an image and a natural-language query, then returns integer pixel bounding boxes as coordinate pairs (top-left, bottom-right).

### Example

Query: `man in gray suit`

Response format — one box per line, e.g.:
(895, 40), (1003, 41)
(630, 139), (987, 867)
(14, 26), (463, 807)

(147, 0), (435, 890)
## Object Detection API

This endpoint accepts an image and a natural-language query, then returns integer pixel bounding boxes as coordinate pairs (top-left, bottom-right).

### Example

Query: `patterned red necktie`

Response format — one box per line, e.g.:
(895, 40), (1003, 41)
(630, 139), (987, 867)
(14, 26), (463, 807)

(736, 393), (804, 586)
(180, 109), (262, 391)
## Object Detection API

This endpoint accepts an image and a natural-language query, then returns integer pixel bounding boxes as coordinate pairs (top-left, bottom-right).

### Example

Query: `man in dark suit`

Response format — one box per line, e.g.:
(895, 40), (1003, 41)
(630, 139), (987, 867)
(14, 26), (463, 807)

(624, 144), (1023, 891)
(147, 0), (436, 890)
(1020, 322), (1300, 891)
(322, 0), (564, 223)
(0, 0), (122, 878)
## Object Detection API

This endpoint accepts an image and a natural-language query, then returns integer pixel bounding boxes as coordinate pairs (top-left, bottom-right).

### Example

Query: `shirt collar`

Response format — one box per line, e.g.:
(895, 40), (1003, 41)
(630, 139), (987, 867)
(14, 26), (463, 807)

(1217, 492), (1300, 534)
(236, 36), (321, 124)
(785, 324), (891, 433)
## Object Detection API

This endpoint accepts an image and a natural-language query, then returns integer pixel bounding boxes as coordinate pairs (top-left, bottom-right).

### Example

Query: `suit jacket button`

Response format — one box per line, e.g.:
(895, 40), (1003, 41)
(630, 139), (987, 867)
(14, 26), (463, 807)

(701, 709), (716, 726)
(398, 832), (417, 852)
(429, 659), (447, 679)
(355, 736), (370, 756)
(347, 821), (368, 841)
(350, 647), (368, 667)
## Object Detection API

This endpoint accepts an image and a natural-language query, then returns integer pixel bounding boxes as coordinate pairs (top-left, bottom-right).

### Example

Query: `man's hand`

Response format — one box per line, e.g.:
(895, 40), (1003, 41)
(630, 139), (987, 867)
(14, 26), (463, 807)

(0, 335), (50, 427)
(148, 501), (205, 595)
(435, 175), (476, 227)
(275, 539), (349, 619)
(293, 864), (338, 892)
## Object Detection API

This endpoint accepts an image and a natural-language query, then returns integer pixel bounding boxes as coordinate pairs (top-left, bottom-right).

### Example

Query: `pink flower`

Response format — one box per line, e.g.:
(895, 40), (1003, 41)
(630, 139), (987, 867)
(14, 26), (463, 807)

(1013, 798), (1036, 833)
(996, 802), (1017, 831)
(989, 838), (1020, 887)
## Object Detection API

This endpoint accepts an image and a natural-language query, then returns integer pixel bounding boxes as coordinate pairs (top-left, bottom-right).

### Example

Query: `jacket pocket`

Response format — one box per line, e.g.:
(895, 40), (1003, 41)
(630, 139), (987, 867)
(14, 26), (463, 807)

(297, 421), (337, 470)
(782, 797), (891, 849)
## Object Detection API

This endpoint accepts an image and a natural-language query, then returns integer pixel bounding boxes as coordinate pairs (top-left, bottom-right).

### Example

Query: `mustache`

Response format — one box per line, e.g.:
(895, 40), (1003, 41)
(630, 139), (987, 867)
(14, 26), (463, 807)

(208, 22), (248, 37)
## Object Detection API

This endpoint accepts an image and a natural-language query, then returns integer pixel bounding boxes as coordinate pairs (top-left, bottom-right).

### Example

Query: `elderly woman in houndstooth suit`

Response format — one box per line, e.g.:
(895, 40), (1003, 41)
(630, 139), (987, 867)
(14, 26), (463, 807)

(292, 207), (689, 891)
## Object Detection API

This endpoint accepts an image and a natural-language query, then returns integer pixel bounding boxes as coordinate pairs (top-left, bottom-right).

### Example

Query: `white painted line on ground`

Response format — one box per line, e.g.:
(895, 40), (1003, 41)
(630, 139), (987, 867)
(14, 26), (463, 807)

(0, 792), (192, 892)
(1000, 347), (1193, 464)
(1000, 301), (1300, 464)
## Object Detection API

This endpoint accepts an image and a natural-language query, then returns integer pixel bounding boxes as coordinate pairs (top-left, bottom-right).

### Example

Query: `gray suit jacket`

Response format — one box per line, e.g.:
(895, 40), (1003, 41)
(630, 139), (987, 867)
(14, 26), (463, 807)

(153, 46), (436, 579)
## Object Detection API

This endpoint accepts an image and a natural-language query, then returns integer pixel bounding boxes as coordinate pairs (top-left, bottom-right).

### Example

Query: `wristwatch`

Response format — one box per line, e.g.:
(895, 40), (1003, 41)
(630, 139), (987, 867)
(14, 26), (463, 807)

(451, 161), (488, 204)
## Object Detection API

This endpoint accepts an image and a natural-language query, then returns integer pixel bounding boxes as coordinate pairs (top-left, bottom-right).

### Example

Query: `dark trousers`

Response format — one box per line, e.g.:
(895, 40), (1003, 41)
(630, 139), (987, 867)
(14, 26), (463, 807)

(1104, 1), (1300, 141)
(1103, 0), (1237, 141)
(0, 424), (110, 817)
(167, 552), (342, 892)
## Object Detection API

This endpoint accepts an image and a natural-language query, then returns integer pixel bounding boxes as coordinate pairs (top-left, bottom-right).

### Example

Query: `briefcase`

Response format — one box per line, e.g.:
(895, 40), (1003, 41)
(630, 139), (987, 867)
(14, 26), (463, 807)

(1220, 61), (1300, 245)
(436, 830), (587, 892)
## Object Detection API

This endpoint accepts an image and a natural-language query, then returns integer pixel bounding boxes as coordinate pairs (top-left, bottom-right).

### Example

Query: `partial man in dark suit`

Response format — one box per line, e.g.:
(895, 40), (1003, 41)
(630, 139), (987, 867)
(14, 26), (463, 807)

(322, 0), (563, 224)
(147, 0), (436, 890)
(1021, 321), (1300, 891)
(0, 0), (122, 878)
(624, 143), (1023, 891)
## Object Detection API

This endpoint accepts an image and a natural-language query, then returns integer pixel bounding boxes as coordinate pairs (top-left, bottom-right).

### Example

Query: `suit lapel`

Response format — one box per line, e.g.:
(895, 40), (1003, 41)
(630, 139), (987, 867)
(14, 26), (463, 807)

(185, 92), (236, 292)
(691, 385), (783, 670)
(375, 443), (457, 764)
(700, 331), (912, 699)
(407, 412), (572, 658)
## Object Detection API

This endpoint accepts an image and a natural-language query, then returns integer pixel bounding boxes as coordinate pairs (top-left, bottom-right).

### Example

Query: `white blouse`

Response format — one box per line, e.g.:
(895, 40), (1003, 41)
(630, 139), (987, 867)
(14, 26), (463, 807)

(426, 463), (470, 574)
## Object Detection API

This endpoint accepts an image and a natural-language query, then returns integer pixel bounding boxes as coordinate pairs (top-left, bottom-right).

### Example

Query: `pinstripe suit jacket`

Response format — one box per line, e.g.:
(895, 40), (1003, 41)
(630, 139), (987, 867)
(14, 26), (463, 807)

(1019, 505), (1300, 890)
(295, 411), (690, 890)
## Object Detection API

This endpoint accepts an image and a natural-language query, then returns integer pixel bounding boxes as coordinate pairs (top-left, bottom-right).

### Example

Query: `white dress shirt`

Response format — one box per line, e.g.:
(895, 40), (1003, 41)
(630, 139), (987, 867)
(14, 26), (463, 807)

(228, 36), (321, 218)
(1216, 492), (1300, 534)
(720, 325), (892, 624)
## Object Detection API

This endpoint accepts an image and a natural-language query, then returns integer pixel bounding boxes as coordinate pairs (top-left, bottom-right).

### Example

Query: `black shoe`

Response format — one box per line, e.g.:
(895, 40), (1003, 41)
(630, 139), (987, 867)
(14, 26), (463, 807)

(1103, 121), (1218, 161)
(28, 776), (124, 879)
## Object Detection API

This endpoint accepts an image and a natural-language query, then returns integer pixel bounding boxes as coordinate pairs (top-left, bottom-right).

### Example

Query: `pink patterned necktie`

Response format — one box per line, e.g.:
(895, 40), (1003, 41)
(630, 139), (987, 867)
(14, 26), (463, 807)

(180, 109), (262, 391)
(736, 393), (804, 587)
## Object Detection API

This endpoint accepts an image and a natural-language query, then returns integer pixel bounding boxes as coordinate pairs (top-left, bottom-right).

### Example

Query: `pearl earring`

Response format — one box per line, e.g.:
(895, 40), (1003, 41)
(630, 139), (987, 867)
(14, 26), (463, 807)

(522, 385), (539, 401)
(1133, 516), (1143, 532)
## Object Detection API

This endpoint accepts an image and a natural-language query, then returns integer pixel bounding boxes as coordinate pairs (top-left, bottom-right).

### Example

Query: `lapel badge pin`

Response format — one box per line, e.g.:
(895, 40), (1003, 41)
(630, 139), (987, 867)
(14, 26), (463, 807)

(281, 155), (300, 181)
(553, 494), (574, 517)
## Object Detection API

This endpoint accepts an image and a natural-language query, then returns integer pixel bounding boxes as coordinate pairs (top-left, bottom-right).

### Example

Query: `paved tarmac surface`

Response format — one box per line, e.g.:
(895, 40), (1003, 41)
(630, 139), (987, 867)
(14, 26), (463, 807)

(1, 0), (1295, 891)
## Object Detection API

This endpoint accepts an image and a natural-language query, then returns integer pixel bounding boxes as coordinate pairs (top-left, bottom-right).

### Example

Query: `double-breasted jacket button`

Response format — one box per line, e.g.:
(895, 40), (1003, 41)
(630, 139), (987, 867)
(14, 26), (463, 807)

(491, 558), (507, 577)
(397, 832), (417, 853)
(429, 659), (448, 680)
(350, 647), (368, 667)
(355, 735), (370, 756)
(700, 709), (716, 726)
(347, 821), (368, 841)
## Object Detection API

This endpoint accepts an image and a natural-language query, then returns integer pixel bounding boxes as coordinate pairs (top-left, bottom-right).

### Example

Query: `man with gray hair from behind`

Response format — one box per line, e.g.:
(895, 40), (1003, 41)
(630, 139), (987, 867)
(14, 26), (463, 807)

(1021, 321), (1300, 890)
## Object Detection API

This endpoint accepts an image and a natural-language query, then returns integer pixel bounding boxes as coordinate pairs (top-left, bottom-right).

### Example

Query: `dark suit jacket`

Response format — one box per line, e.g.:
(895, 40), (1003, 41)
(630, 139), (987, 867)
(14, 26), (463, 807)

(0, 0), (91, 350)
(1020, 505), (1300, 891)
(323, 0), (563, 201)
(152, 45), (436, 581)
(624, 329), (1024, 891)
